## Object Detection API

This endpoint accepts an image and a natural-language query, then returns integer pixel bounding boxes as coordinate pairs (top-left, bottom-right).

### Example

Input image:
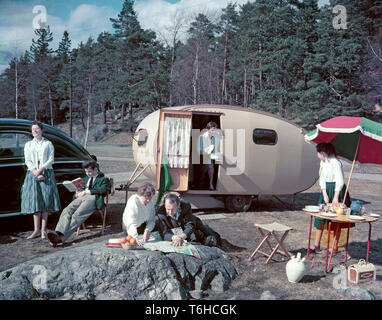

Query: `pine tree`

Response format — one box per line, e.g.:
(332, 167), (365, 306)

(30, 26), (53, 63)
(216, 3), (239, 104)
(29, 25), (57, 124)
(55, 31), (72, 122)
(110, 0), (165, 116)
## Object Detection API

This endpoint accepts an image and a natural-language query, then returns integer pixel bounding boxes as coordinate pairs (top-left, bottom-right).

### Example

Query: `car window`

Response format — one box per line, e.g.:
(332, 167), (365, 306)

(0, 133), (30, 158)
(53, 139), (84, 158)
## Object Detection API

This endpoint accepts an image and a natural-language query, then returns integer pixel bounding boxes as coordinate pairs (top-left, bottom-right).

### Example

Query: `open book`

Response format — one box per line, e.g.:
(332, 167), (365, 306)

(63, 177), (85, 192)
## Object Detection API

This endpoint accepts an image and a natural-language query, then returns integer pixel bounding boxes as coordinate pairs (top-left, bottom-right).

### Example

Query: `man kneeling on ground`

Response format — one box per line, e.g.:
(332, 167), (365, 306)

(47, 160), (110, 247)
(156, 193), (221, 247)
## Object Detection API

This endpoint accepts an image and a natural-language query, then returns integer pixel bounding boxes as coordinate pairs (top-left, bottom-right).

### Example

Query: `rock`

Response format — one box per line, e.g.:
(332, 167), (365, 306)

(340, 286), (376, 300)
(260, 290), (278, 300)
(0, 241), (237, 300)
(189, 290), (204, 299)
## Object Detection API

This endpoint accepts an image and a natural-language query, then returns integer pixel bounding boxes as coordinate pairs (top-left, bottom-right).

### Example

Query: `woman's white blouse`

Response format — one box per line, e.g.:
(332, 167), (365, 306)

(319, 157), (344, 192)
(122, 194), (156, 239)
(24, 137), (54, 171)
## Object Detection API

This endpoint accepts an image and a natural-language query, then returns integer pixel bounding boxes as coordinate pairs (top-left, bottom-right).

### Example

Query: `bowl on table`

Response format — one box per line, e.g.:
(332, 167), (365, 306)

(121, 243), (137, 250)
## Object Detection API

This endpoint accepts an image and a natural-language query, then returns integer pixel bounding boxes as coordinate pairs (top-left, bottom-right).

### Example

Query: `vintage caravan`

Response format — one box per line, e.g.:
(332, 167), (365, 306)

(131, 105), (319, 211)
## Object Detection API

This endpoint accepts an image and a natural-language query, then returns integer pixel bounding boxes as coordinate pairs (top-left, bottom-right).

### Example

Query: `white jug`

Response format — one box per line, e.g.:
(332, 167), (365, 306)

(286, 252), (306, 283)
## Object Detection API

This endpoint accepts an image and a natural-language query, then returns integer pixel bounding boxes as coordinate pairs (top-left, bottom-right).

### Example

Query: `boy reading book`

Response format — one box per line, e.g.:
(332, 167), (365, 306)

(47, 160), (110, 247)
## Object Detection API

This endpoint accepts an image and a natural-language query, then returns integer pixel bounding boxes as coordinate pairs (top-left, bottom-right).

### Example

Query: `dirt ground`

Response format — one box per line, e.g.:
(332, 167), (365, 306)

(1, 142), (381, 300)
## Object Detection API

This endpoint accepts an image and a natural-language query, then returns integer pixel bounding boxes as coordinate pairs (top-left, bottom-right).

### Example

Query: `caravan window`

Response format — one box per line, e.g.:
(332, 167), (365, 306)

(136, 129), (148, 146)
(253, 129), (277, 145)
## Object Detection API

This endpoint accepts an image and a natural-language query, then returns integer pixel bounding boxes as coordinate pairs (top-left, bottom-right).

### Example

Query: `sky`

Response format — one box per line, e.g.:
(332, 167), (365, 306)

(0, 0), (330, 72)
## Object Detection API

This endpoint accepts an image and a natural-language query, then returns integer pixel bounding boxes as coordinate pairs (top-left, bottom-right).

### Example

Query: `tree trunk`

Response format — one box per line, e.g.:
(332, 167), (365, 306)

(169, 37), (176, 107)
(84, 76), (92, 148)
(80, 110), (86, 129)
(48, 86), (54, 126)
(15, 60), (18, 119)
(69, 56), (73, 137)
(84, 97), (91, 149)
(192, 44), (200, 105)
(32, 86), (37, 120)
(128, 103), (132, 119)
(259, 42), (263, 91)
(209, 54), (215, 104)
(103, 102), (107, 124)
(121, 104), (125, 123)
(221, 25), (229, 104)
(243, 66), (247, 108)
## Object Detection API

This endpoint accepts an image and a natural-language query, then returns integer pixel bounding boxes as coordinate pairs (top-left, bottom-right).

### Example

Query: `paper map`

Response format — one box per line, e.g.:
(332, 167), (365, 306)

(143, 241), (201, 259)
(141, 230), (201, 259)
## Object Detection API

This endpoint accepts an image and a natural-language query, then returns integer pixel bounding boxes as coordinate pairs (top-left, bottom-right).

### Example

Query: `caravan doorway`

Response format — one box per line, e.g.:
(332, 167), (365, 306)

(189, 113), (221, 191)
(156, 110), (222, 192)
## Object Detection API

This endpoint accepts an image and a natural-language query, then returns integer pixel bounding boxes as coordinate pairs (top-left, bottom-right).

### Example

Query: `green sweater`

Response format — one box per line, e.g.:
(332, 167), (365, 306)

(74, 172), (110, 210)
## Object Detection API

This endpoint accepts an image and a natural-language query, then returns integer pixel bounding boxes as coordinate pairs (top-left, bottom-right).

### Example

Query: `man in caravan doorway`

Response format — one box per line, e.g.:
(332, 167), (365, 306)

(199, 121), (223, 191)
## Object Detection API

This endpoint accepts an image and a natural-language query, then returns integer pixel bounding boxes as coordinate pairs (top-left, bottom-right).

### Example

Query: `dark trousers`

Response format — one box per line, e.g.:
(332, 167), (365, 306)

(122, 222), (147, 236)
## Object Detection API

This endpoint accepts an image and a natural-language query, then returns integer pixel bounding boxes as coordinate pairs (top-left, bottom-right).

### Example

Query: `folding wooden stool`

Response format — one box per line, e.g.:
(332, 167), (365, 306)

(248, 222), (292, 264)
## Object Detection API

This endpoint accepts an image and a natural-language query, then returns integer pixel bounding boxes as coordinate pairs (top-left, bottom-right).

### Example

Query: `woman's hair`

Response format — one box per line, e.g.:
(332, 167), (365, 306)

(31, 120), (43, 131)
(163, 193), (180, 205)
(206, 121), (218, 130)
(316, 142), (338, 158)
(137, 182), (156, 198)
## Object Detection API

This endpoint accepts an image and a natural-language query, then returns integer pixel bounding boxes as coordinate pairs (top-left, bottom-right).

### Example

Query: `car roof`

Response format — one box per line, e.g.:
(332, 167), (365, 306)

(0, 118), (91, 159)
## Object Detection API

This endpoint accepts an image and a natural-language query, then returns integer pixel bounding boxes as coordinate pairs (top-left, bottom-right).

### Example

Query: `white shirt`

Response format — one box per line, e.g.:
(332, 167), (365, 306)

(199, 130), (224, 164)
(24, 137), (54, 171)
(122, 194), (156, 239)
(319, 157), (344, 192)
(85, 174), (98, 195)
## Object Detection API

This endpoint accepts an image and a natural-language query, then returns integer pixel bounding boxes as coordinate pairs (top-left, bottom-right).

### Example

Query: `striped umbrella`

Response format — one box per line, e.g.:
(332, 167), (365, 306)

(305, 116), (382, 204)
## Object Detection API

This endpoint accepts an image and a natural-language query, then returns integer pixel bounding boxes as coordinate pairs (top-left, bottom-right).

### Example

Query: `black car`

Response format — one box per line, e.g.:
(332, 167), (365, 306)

(0, 119), (93, 217)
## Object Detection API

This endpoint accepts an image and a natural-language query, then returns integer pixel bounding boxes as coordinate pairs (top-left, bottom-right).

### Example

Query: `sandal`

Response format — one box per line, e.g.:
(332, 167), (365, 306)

(27, 231), (41, 239)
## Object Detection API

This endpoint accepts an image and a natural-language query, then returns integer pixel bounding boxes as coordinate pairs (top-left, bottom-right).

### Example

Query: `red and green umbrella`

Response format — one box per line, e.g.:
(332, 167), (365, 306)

(305, 116), (382, 203)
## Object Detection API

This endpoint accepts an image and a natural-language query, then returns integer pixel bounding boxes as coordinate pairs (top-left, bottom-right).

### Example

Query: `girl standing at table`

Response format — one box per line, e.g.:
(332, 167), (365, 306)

(21, 121), (61, 239)
(311, 142), (352, 253)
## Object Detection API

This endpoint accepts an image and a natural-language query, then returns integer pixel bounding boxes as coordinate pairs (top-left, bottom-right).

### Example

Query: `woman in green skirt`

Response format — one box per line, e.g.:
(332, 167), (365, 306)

(21, 121), (61, 239)
(311, 142), (352, 253)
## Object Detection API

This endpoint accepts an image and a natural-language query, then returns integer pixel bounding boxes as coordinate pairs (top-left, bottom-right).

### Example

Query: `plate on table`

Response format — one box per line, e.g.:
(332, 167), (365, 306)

(320, 212), (337, 218)
(348, 215), (365, 221)
(303, 207), (320, 213)
(366, 213), (380, 218)
(304, 205), (320, 211)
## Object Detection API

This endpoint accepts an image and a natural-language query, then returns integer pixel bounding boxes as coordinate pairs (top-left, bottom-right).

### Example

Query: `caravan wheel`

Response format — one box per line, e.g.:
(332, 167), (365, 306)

(225, 195), (252, 212)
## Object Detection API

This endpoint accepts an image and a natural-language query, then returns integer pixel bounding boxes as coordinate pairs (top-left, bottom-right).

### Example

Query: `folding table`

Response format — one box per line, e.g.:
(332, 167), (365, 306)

(248, 222), (292, 264)
(303, 210), (379, 273)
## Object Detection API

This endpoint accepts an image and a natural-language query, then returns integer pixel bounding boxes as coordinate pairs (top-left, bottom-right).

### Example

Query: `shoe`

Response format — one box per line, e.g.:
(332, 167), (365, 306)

(47, 231), (62, 247)
(27, 231), (41, 239)
(204, 235), (217, 247)
(41, 231), (47, 239)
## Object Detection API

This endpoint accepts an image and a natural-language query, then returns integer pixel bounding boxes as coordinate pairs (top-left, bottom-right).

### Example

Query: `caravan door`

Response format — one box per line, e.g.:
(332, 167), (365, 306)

(157, 110), (192, 191)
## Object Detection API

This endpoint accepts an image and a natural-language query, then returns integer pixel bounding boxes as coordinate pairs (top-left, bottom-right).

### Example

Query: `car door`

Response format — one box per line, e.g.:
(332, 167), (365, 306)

(0, 132), (30, 215)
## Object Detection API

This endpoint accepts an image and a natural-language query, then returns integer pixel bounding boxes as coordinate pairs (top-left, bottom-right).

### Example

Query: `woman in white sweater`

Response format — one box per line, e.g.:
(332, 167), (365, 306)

(311, 142), (352, 253)
(21, 121), (61, 239)
(122, 182), (156, 246)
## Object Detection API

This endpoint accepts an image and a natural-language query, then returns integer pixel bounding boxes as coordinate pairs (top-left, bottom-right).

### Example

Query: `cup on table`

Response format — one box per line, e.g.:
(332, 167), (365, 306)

(345, 208), (351, 217)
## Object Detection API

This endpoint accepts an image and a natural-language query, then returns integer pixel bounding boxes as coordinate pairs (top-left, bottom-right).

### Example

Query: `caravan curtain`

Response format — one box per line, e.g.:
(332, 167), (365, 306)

(162, 116), (191, 168)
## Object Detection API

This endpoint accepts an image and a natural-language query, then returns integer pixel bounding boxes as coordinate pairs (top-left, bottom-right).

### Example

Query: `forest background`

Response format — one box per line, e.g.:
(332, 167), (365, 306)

(1, 0), (382, 136)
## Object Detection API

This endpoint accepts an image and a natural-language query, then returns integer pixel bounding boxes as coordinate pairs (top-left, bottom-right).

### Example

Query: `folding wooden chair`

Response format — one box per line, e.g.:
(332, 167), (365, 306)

(248, 222), (292, 264)
(76, 177), (114, 236)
